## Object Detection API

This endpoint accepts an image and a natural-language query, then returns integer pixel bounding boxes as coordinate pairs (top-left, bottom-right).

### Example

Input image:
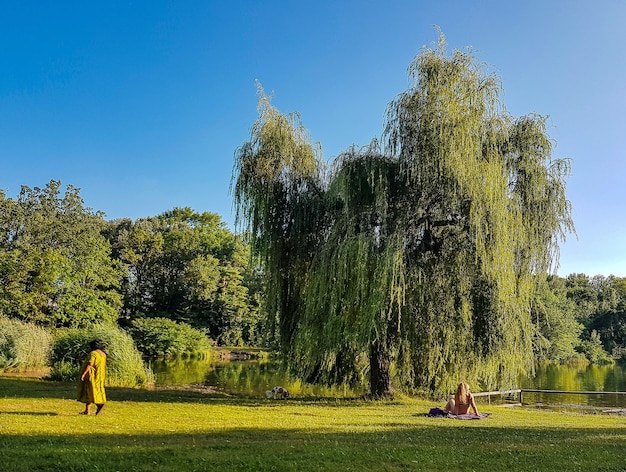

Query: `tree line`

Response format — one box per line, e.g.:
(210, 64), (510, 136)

(0, 180), (623, 385)
(533, 274), (626, 364)
(0, 180), (264, 348)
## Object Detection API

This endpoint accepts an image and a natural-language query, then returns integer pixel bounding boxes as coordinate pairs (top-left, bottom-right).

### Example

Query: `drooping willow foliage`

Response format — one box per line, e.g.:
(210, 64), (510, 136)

(232, 36), (574, 396)
(232, 83), (325, 355)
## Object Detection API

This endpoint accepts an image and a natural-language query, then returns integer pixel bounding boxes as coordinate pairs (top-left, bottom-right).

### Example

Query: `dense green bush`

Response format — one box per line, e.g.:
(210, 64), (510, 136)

(0, 316), (52, 371)
(128, 317), (214, 357)
(49, 324), (154, 387)
(578, 330), (614, 364)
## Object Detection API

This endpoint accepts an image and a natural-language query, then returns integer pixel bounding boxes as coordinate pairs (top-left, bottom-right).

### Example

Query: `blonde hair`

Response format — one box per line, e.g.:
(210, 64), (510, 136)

(454, 382), (471, 405)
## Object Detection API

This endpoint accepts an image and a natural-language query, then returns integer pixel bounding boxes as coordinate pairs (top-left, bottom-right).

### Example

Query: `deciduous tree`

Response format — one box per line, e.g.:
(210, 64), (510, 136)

(0, 181), (122, 327)
(108, 208), (261, 345)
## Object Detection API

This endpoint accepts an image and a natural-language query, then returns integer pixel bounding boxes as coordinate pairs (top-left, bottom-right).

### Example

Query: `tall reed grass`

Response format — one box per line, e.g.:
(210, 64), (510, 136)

(0, 316), (52, 372)
(49, 324), (154, 387)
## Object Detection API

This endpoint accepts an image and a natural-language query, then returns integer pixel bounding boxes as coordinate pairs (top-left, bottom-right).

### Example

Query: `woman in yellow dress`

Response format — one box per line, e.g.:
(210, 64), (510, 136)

(77, 340), (107, 415)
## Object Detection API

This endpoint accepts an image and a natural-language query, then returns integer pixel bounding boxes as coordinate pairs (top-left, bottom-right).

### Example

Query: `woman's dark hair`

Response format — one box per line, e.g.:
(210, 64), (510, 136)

(89, 340), (105, 351)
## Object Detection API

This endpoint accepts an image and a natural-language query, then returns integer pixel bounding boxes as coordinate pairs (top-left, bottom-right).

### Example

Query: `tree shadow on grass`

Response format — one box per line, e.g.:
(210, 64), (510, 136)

(0, 424), (624, 472)
(0, 376), (74, 400)
(0, 375), (370, 407)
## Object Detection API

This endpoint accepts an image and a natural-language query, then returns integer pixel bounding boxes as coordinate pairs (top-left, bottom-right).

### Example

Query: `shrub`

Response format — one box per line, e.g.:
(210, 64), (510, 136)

(128, 317), (214, 357)
(0, 316), (52, 372)
(49, 324), (154, 387)
(578, 330), (614, 364)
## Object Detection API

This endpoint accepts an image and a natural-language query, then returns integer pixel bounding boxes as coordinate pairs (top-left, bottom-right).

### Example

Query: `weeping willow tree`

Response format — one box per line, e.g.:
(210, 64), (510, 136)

(232, 35), (574, 397)
(232, 83), (325, 355)
(380, 34), (574, 395)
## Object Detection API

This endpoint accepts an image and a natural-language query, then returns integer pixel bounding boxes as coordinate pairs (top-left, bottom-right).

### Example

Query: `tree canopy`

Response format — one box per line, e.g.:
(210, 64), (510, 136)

(106, 207), (263, 346)
(0, 182), (263, 348)
(0, 181), (122, 327)
(233, 35), (574, 396)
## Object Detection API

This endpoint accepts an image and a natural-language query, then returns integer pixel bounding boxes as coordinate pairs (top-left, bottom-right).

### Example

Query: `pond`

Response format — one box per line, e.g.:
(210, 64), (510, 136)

(149, 357), (626, 407)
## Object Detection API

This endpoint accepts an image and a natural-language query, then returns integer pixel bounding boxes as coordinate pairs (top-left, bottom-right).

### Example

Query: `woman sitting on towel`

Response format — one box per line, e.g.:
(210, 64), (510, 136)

(445, 382), (479, 416)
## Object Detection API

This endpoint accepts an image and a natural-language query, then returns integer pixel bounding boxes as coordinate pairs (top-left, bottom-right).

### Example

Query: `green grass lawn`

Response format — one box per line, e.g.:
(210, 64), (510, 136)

(1, 375), (625, 471)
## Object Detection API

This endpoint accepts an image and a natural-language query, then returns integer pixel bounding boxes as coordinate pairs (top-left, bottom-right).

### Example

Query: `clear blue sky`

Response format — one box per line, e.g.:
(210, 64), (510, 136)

(1, 0), (625, 277)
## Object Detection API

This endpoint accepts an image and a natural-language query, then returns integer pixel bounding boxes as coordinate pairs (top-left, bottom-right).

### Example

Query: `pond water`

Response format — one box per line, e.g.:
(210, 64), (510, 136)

(519, 362), (626, 408)
(149, 357), (626, 407)
(149, 357), (364, 399)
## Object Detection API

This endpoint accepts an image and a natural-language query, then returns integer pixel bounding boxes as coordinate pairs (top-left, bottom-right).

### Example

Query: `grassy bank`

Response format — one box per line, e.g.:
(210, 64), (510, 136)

(1, 375), (625, 471)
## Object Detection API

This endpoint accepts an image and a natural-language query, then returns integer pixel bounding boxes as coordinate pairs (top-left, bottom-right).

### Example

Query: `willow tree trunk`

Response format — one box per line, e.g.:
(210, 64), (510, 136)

(369, 340), (394, 398)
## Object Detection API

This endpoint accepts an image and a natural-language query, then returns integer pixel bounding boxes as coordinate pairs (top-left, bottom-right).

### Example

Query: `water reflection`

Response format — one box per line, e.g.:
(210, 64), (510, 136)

(150, 356), (217, 386)
(149, 357), (364, 398)
(520, 363), (626, 408)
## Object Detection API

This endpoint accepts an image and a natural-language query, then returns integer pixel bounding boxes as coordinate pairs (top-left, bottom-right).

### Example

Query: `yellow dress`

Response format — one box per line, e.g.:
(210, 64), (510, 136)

(77, 350), (107, 404)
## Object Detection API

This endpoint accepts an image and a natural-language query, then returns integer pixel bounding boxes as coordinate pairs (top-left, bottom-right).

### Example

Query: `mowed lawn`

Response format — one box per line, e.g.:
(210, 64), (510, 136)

(1, 375), (625, 471)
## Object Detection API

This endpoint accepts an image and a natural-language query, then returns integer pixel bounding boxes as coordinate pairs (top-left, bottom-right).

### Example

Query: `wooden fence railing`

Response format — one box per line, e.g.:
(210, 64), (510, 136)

(472, 389), (521, 404)
(469, 388), (626, 405)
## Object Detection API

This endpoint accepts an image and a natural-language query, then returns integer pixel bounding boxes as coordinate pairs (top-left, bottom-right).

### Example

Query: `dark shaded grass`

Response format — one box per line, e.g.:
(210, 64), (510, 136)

(0, 424), (624, 472)
(0, 375), (366, 406)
